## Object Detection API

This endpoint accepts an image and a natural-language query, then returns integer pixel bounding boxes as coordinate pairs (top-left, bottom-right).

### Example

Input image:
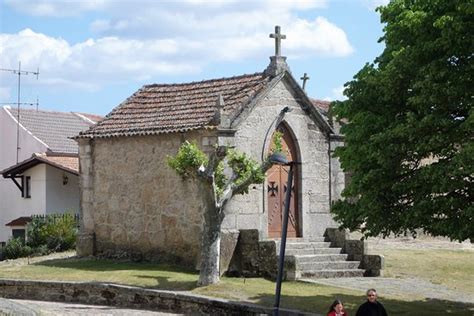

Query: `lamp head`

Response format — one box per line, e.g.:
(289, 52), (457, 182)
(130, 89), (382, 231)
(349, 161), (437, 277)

(268, 152), (289, 165)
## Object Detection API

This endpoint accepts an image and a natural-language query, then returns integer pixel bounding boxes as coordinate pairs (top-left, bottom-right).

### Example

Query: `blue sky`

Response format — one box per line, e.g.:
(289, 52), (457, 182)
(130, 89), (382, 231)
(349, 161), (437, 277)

(0, 0), (388, 116)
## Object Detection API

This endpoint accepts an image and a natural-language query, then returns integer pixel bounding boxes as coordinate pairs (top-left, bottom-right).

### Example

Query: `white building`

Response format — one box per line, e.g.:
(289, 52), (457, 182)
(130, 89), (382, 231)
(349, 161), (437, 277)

(0, 106), (101, 243)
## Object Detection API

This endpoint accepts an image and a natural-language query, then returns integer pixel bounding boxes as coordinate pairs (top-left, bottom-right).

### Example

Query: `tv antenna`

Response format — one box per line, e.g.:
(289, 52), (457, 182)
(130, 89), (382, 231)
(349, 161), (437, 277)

(0, 61), (40, 163)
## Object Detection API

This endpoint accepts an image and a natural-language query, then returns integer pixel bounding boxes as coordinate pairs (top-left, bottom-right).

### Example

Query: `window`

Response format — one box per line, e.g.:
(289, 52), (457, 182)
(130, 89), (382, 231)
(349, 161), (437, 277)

(22, 176), (31, 198)
(12, 229), (26, 242)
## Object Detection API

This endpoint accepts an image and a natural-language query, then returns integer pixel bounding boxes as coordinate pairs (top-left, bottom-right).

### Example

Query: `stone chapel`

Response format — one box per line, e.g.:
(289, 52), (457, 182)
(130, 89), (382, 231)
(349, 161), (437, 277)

(75, 27), (383, 279)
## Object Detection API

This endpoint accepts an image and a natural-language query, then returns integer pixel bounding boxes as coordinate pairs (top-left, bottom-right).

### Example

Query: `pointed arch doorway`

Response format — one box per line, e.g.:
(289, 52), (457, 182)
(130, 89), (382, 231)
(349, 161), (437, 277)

(267, 123), (301, 238)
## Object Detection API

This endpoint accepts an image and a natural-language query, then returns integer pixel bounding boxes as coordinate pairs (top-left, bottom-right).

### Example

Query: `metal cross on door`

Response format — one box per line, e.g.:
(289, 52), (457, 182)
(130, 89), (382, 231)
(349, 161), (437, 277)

(267, 124), (300, 238)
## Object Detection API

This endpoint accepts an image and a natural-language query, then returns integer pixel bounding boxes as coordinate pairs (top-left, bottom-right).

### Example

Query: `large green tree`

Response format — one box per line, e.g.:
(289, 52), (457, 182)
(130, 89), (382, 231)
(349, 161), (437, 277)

(332, 0), (473, 242)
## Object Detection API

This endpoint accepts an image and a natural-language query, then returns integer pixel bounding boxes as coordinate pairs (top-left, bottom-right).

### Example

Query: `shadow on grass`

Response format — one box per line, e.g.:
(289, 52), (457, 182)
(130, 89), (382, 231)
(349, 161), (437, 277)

(134, 274), (198, 291)
(248, 292), (474, 316)
(32, 257), (200, 290)
(34, 257), (196, 274)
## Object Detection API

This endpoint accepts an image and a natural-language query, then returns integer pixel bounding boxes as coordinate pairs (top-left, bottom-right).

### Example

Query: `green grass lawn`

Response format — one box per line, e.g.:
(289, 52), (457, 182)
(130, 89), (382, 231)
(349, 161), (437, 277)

(379, 249), (474, 293)
(0, 249), (473, 315)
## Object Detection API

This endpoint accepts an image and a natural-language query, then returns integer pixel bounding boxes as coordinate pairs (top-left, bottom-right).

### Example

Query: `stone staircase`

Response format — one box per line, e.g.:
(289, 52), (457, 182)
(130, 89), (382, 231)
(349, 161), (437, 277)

(275, 237), (366, 280)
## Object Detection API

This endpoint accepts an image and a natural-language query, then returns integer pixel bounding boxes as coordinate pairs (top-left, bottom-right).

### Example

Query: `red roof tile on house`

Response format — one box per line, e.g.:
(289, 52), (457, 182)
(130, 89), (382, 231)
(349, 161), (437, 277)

(5, 216), (31, 226)
(36, 153), (79, 173)
(310, 98), (331, 114)
(78, 73), (269, 138)
(1, 153), (79, 177)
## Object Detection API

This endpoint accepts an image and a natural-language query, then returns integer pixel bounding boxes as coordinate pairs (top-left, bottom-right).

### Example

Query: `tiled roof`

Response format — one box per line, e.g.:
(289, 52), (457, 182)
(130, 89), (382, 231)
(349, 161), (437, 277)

(310, 99), (331, 115)
(78, 73), (269, 138)
(6, 107), (100, 154)
(35, 153), (79, 173)
(76, 113), (103, 124)
(5, 216), (31, 227)
(1, 153), (79, 177)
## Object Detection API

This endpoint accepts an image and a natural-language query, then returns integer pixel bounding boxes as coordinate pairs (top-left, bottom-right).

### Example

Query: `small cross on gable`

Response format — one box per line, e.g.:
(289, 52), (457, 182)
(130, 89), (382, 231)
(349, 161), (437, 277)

(300, 73), (310, 91)
(269, 25), (286, 57)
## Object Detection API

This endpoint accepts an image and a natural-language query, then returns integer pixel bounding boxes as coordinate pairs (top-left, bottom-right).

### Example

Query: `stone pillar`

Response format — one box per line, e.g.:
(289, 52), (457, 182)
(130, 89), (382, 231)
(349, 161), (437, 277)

(264, 56), (290, 77)
(76, 138), (96, 256)
(363, 254), (385, 277)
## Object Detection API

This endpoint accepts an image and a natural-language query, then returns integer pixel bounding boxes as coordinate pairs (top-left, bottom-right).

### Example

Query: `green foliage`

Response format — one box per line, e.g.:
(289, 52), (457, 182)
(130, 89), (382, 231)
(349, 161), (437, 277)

(227, 149), (265, 194)
(214, 161), (226, 198)
(331, 0), (473, 241)
(26, 217), (47, 248)
(168, 141), (265, 198)
(167, 141), (208, 178)
(27, 214), (78, 253)
(4, 238), (32, 259)
(272, 131), (284, 153)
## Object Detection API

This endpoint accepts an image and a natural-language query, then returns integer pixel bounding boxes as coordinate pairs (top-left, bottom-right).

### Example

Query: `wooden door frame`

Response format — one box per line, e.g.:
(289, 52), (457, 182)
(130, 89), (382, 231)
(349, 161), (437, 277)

(265, 122), (302, 238)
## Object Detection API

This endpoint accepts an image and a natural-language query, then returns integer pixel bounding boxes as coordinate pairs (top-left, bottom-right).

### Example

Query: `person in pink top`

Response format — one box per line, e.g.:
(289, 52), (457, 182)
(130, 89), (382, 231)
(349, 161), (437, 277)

(327, 298), (348, 316)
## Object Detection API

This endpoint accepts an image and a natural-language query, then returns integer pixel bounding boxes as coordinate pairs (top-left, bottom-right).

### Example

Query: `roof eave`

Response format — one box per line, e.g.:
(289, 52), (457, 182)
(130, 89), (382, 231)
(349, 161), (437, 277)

(1, 156), (79, 177)
(281, 71), (335, 136)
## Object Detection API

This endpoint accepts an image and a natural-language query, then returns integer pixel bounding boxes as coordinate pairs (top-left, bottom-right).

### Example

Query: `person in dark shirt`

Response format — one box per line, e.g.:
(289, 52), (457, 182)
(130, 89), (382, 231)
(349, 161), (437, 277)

(355, 288), (388, 316)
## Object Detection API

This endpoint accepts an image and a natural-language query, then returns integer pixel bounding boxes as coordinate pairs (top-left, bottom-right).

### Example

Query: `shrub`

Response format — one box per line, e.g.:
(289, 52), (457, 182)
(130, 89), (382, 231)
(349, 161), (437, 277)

(27, 214), (78, 252)
(4, 238), (32, 259)
(26, 217), (48, 248)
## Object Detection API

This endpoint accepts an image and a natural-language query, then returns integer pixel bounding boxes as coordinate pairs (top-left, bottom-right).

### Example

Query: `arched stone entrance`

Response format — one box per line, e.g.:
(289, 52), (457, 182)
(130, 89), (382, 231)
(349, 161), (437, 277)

(266, 123), (300, 238)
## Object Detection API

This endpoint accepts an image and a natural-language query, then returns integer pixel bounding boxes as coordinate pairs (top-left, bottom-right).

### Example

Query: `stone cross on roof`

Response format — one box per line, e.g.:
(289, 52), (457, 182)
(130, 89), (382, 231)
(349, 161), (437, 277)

(269, 25), (286, 57)
(300, 73), (310, 91)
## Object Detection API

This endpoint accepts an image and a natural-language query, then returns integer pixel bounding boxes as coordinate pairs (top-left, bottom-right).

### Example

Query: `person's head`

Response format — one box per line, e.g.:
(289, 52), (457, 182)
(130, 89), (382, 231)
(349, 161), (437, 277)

(328, 299), (344, 313)
(366, 288), (377, 303)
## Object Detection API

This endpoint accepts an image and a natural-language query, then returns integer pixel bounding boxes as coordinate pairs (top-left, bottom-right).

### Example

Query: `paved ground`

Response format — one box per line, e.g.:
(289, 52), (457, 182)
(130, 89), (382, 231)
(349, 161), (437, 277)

(302, 277), (474, 304)
(0, 298), (184, 316)
(302, 235), (474, 305)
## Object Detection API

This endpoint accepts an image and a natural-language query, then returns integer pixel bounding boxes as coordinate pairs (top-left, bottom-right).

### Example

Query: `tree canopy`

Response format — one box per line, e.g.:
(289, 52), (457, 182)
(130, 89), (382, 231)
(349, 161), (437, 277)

(331, 0), (473, 242)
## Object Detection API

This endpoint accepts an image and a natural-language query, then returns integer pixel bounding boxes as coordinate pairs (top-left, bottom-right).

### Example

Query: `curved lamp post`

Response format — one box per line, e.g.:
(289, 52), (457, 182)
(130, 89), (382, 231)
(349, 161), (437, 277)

(268, 152), (294, 316)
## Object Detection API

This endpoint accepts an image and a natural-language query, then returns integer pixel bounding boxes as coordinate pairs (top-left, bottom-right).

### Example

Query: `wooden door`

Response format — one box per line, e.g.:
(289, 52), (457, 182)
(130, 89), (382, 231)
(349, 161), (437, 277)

(267, 124), (300, 238)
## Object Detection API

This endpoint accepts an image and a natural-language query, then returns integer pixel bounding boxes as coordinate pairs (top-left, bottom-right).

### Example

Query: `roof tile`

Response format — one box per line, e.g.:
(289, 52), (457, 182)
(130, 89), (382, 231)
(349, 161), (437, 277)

(78, 73), (269, 138)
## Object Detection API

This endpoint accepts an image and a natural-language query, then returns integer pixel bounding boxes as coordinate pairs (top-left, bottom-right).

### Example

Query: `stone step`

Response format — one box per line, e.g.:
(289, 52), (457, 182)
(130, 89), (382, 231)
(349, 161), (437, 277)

(269, 237), (327, 243)
(300, 269), (365, 278)
(298, 261), (361, 270)
(279, 241), (332, 250)
(285, 247), (342, 256)
(294, 254), (349, 263)
(286, 237), (327, 242)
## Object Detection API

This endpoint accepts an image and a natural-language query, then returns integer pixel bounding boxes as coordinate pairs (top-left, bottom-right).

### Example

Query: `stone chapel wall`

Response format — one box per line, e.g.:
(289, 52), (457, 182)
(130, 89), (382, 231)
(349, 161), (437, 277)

(223, 79), (338, 238)
(78, 131), (217, 266)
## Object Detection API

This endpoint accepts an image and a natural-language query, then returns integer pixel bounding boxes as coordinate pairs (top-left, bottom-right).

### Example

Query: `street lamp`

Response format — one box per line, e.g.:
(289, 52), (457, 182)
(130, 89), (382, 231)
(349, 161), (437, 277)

(268, 152), (294, 316)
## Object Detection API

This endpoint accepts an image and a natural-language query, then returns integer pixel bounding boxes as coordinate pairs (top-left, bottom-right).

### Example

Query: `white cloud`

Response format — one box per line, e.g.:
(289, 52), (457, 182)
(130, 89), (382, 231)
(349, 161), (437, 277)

(5, 0), (108, 16)
(324, 85), (347, 101)
(0, 29), (201, 93)
(362, 0), (389, 11)
(285, 17), (354, 58)
(1, 1), (354, 95)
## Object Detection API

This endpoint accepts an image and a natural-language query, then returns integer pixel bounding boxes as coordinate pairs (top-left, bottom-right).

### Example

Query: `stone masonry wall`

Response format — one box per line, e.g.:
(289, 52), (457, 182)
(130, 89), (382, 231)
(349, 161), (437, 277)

(0, 279), (315, 316)
(224, 79), (338, 238)
(79, 131), (218, 266)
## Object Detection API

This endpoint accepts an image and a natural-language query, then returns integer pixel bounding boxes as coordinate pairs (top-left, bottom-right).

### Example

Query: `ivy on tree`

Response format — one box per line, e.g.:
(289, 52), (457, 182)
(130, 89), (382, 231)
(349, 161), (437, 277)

(331, 0), (473, 242)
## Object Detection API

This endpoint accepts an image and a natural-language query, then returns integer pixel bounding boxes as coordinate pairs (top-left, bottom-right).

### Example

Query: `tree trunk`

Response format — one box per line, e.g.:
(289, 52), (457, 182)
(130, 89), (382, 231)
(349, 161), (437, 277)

(197, 181), (222, 286)
(197, 210), (221, 286)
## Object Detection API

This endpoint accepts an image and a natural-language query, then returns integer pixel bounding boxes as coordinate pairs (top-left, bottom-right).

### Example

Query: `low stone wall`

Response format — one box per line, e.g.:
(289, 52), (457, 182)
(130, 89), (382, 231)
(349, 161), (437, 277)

(227, 229), (279, 279)
(325, 228), (384, 276)
(0, 279), (316, 316)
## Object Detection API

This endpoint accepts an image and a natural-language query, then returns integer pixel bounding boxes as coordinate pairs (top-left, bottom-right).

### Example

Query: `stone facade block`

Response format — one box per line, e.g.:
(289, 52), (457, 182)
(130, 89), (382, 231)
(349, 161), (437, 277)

(76, 232), (95, 257)
(363, 254), (385, 277)
(220, 230), (240, 276)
